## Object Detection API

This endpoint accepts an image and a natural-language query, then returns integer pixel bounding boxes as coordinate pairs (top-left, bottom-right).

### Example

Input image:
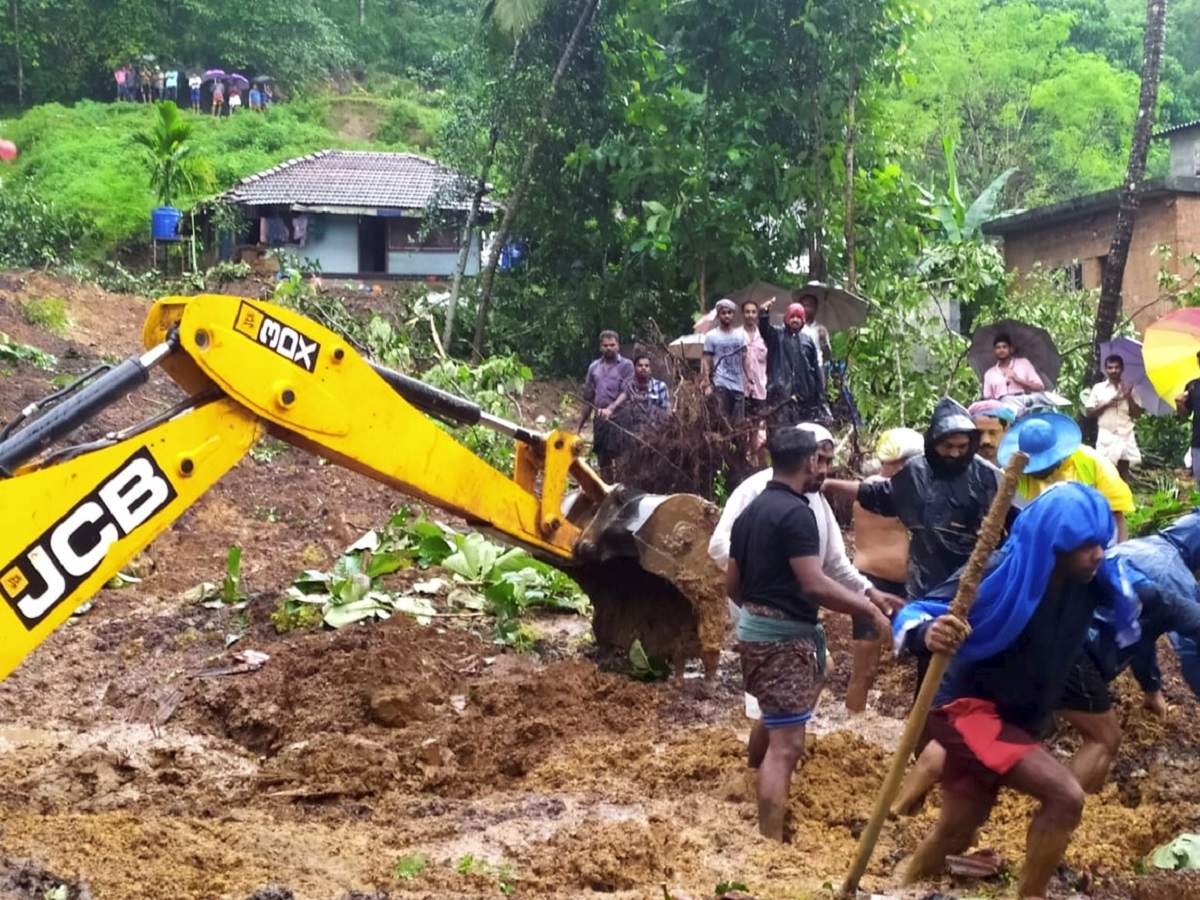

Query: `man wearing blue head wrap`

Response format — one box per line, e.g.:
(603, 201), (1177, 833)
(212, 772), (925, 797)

(896, 483), (1120, 900)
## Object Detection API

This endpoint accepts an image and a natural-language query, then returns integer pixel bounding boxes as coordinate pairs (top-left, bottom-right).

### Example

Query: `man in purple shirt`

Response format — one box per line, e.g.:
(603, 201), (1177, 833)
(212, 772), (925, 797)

(578, 330), (634, 480)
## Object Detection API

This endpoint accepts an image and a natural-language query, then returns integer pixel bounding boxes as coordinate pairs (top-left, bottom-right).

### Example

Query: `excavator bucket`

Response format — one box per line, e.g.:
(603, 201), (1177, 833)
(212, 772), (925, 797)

(568, 487), (727, 681)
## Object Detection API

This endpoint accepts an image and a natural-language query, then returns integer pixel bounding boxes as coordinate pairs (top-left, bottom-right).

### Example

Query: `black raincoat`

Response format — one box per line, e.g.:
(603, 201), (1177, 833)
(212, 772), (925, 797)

(759, 308), (824, 422)
(857, 397), (1002, 598)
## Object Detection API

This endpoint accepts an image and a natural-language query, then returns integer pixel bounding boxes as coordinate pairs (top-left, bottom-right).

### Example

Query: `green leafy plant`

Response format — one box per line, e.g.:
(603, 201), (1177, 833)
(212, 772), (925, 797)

(715, 881), (749, 896)
(393, 854), (428, 881)
(1128, 489), (1200, 538)
(249, 436), (290, 464)
(131, 101), (214, 207)
(629, 638), (670, 681)
(20, 298), (71, 336)
(0, 332), (57, 370)
(0, 187), (91, 268)
(221, 546), (248, 605)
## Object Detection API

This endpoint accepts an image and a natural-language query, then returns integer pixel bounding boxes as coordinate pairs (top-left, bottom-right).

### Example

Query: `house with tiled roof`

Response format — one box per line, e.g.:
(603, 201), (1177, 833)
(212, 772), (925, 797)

(983, 125), (1200, 331)
(222, 150), (498, 278)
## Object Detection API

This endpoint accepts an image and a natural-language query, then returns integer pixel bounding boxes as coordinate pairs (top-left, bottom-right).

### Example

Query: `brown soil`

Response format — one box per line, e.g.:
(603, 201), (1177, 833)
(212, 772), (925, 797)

(0, 273), (1198, 899)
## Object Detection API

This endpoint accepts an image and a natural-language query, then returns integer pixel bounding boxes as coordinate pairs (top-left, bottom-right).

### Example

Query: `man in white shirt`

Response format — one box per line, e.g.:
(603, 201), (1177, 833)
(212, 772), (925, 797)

(709, 422), (904, 766)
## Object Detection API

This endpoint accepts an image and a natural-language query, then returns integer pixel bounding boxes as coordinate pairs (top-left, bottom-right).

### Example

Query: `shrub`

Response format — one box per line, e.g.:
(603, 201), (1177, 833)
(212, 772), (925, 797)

(21, 298), (72, 336)
(0, 186), (91, 267)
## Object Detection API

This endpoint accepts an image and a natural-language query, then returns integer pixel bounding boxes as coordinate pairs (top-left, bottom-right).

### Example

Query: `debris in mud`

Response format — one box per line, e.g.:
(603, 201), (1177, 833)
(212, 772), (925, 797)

(0, 858), (91, 899)
(244, 887), (294, 900)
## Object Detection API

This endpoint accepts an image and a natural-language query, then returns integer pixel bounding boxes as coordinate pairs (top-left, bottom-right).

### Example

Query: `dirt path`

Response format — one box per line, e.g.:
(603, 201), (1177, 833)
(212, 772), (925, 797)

(0, 274), (1197, 899)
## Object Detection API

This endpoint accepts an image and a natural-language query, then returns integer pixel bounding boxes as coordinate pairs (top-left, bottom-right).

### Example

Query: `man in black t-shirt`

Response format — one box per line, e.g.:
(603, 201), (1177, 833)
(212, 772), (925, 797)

(728, 428), (892, 841)
(1174, 351), (1200, 485)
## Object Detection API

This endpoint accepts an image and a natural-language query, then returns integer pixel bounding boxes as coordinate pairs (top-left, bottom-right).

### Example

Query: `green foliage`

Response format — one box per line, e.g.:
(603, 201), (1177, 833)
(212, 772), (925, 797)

(0, 186), (91, 267)
(220, 546), (248, 605)
(421, 355), (532, 473)
(20, 298), (71, 337)
(249, 436), (289, 465)
(921, 136), (1017, 244)
(629, 638), (670, 681)
(0, 332), (57, 370)
(375, 96), (446, 149)
(393, 854), (427, 882)
(715, 882), (750, 897)
(131, 102), (214, 207)
(1127, 488), (1200, 539)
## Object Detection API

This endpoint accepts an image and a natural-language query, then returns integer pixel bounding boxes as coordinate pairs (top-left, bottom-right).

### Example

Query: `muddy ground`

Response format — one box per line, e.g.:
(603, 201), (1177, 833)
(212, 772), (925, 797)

(0, 273), (1197, 899)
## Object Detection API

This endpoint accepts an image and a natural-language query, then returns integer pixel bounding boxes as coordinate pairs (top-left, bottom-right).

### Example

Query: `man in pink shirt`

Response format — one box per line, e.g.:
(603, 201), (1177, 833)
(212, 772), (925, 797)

(982, 332), (1044, 400)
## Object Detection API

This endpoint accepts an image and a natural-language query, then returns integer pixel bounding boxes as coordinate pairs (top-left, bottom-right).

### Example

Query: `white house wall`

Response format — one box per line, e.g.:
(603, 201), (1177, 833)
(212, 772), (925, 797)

(388, 231), (481, 276)
(300, 215), (359, 274)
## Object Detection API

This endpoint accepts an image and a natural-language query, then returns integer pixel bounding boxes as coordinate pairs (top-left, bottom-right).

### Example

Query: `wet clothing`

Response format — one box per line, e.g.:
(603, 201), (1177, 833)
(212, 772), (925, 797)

(1086, 512), (1200, 698)
(895, 484), (1125, 737)
(703, 326), (748, 393)
(857, 455), (1000, 600)
(1017, 445), (1134, 516)
(758, 309), (824, 423)
(1185, 379), (1200, 449)
(927, 699), (1038, 800)
(583, 354), (634, 413)
(729, 481), (821, 623)
(738, 604), (826, 728)
(1058, 653), (1113, 713)
(743, 327), (768, 401)
(1085, 380), (1141, 465)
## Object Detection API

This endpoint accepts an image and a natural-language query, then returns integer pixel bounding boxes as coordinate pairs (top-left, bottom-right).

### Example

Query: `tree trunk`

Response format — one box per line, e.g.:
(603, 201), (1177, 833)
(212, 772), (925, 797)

(471, 0), (600, 358)
(1090, 0), (1168, 382)
(444, 127), (498, 351)
(843, 74), (858, 293)
(358, 0), (365, 28)
(11, 0), (23, 108)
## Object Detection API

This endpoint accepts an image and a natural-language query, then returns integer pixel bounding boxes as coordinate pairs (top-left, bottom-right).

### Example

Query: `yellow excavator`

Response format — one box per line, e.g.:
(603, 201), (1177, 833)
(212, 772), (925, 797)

(0, 293), (726, 682)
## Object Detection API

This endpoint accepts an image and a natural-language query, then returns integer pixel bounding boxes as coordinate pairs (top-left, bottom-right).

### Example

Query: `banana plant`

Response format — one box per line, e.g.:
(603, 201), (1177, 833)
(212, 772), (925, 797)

(921, 135), (1017, 244)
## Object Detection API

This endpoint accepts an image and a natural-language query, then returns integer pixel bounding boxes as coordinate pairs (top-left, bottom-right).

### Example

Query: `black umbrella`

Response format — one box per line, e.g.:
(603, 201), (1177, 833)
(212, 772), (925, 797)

(793, 280), (869, 332)
(968, 319), (1062, 389)
(252, 75), (274, 84)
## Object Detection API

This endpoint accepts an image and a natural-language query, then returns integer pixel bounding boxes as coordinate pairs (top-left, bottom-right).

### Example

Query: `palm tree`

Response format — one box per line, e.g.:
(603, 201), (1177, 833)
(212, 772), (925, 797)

(131, 101), (212, 207)
(1091, 0), (1169, 375)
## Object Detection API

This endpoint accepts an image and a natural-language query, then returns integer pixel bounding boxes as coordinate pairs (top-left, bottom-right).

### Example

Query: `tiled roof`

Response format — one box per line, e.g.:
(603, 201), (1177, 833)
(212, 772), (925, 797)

(223, 150), (498, 212)
(1154, 119), (1200, 138)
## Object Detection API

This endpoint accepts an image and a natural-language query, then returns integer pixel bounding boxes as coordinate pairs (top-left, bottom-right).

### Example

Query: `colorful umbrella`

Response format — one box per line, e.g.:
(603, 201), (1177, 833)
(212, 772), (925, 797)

(203, 68), (226, 81)
(968, 319), (1062, 389)
(1144, 308), (1200, 404)
(227, 73), (250, 89)
(1099, 337), (1172, 416)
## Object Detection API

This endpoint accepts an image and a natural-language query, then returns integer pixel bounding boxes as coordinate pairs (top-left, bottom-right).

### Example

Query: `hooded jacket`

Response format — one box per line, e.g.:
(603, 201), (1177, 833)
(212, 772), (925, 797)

(857, 398), (1001, 598)
(758, 308), (824, 412)
(1088, 510), (1200, 693)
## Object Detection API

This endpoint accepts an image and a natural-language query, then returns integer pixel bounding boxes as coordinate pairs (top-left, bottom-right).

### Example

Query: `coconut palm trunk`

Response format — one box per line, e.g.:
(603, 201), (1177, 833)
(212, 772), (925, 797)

(1090, 0), (1169, 379)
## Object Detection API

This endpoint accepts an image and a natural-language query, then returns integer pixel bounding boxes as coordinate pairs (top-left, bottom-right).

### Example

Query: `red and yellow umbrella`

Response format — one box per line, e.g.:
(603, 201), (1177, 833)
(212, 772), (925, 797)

(1144, 308), (1200, 403)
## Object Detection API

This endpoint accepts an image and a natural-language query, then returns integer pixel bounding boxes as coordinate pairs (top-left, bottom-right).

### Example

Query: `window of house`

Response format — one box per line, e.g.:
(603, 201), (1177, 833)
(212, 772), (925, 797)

(387, 218), (460, 251)
(1051, 260), (1084, 291)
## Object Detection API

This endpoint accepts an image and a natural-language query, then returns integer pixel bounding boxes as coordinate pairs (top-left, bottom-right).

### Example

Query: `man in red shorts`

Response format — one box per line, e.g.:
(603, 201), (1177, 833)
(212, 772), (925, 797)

(894, 479), (1132, 898)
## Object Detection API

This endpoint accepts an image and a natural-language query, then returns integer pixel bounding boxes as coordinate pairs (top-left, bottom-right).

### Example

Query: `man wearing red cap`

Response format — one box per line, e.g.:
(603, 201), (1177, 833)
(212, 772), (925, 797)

(758, 297), (825, 425)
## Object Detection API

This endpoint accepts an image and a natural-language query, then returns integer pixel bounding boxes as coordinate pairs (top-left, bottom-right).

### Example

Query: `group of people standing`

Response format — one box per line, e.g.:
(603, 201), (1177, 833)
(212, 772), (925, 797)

(112, 65), (273, 116)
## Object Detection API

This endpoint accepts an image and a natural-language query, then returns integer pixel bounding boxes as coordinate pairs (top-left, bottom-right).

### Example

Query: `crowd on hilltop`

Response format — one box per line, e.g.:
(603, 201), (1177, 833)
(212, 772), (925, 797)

(576, 295), (1200, 897)
(111, 63), (275, 117)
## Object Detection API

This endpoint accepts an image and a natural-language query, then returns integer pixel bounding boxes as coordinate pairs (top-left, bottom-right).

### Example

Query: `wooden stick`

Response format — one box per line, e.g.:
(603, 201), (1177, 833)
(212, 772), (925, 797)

(838, 449), (1029, 898)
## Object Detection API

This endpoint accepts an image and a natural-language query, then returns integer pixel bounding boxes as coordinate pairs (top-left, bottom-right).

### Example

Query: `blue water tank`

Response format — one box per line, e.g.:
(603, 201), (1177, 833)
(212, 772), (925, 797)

(151, 206), (182, 241)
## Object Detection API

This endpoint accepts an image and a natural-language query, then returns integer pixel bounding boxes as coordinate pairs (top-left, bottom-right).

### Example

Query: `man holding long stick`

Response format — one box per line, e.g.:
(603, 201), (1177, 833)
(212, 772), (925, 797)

(895, 482), (1135, 899)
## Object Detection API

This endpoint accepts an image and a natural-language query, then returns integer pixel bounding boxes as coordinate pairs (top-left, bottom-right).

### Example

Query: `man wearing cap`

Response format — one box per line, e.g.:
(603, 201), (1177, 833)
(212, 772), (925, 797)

(982, 332), (1045, 400)
(726, 427), (893, 840)
(701, 298), (752, 428)
(758, 296), (825, 425)
(845, 427), (925, 712)
(710, 423), (904, 741)
(967, 400), (1015, 466)
(1000, 411), (1133, 543)
(1084, 354), (1141, 482)
(823, 398), (1002, 602)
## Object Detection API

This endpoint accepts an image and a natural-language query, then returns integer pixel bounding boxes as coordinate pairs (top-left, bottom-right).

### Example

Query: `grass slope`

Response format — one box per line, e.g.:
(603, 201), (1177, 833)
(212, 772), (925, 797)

(1, 88), (446, 257)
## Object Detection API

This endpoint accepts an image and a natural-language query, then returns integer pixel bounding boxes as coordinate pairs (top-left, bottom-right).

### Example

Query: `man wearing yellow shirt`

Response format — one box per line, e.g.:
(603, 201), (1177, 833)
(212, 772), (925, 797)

(998, 411), (1133, 543)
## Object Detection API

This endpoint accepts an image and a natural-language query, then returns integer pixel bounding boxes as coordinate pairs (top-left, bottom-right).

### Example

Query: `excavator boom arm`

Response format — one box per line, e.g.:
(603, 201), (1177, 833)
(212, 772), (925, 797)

(0, 293), (724, 683)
